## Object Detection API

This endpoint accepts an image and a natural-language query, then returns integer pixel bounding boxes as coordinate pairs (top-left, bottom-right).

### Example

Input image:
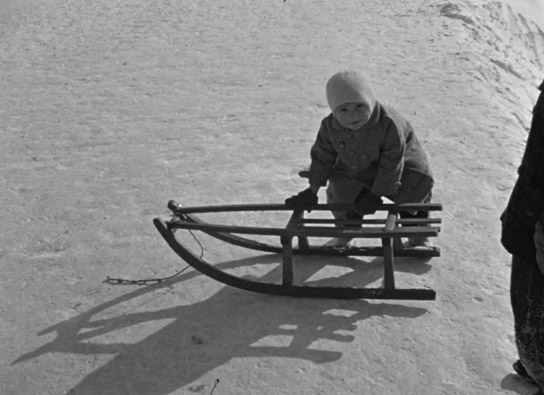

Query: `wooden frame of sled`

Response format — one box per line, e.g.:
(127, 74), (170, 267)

(153, 200), (442, 301)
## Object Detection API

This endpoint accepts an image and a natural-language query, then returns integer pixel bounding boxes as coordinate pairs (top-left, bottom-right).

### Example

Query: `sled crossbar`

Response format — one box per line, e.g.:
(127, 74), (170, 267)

(154, 200), (442, 301)
(301, 218), (441, 225)
(167, 201), (443, 215)
(167, 221), (439, 238)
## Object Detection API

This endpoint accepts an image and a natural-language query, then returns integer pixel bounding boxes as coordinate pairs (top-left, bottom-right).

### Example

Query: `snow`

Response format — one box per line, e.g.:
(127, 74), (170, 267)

(1, 0), (543, 394)
(497, 0), (544, 25)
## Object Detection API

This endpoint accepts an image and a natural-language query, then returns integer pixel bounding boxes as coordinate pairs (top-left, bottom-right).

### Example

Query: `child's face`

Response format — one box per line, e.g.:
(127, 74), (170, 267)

(333, 102), (371, 130)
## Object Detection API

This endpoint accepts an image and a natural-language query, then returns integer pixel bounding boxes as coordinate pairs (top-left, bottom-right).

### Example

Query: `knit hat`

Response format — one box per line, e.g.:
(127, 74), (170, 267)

(326, 70), (376, 113)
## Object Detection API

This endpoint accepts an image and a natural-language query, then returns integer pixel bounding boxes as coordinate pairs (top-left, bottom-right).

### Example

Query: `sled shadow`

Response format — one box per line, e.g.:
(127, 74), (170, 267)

(13, 253), (431, 395)
(292, 253), (433, 289)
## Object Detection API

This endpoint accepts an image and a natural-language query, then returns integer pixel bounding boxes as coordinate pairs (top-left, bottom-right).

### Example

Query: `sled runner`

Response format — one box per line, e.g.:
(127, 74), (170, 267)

(153, 200), (442, 300)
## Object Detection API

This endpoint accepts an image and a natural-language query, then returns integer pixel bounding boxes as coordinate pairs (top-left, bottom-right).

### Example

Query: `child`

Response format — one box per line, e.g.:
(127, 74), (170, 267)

(285, 69), (434, 247)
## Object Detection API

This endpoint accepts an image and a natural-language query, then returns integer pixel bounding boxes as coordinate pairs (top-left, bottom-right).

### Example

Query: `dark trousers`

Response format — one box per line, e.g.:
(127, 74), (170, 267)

(511, 255), (544, 389)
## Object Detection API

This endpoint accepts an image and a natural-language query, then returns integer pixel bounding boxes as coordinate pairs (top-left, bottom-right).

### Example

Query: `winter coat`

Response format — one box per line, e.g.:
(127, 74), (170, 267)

(501, 79), (544, 263)
(308, 101), (434, 204)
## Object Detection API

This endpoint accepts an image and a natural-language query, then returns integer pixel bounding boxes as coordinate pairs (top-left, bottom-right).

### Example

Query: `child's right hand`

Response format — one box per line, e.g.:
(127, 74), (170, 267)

(285, 188), (318, 212)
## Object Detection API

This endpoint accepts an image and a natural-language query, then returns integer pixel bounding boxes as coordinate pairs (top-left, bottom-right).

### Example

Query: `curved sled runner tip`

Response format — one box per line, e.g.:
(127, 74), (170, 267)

(153, 201), (441, 300)
(153, 218), (435, 300)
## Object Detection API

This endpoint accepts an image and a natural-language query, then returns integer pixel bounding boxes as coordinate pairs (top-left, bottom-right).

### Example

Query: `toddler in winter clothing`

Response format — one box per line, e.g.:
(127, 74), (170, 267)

(286, 70), (434, 247)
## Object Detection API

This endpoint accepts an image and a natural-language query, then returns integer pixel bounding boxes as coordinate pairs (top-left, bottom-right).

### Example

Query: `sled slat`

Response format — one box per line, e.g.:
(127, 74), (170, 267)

(299, 218), (441, 225)
(168, 200), (443, 215)
(167, 221), (440, 238)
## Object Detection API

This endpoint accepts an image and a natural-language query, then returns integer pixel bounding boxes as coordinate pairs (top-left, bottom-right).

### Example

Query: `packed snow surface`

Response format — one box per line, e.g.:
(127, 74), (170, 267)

(1, 0), (543, 394)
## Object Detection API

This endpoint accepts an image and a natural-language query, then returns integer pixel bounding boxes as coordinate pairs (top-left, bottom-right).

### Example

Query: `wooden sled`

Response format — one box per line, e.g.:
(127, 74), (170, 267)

(153, 200), (442, 300)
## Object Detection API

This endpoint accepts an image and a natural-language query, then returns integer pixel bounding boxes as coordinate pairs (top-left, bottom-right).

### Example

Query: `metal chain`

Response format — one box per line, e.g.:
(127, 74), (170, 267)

(106, 228), (204, 286)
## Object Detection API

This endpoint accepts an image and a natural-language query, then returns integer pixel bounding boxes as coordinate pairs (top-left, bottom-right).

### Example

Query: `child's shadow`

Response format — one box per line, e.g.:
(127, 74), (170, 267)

(13, 253), (432, 395)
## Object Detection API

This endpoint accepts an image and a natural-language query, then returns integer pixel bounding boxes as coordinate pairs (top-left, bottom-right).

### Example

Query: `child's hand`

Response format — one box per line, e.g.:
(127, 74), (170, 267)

(354, 190), (382, 215)
(285, 188), (318, 212)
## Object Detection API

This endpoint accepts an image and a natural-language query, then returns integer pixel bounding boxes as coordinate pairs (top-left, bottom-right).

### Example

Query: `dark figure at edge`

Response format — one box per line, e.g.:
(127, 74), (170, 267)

(501, 77), (544, 393)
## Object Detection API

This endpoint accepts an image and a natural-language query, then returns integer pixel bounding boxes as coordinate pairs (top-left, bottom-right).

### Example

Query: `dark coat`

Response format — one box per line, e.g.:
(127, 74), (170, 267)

(501, 79), (544, 263)
(308, 102), (434, 204)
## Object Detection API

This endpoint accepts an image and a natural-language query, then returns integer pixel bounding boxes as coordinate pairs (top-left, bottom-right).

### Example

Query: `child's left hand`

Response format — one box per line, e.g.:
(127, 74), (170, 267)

(354, 190), (382, 215)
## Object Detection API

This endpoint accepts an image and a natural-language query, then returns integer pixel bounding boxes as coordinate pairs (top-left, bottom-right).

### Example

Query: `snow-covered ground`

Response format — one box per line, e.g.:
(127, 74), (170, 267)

(498, 0), (544, 24)
(1, 0), (543, 394)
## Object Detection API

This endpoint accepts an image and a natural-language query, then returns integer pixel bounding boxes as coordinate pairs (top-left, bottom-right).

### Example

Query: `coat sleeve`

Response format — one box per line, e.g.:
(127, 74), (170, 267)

(371, 123), (404, 197)
(308, 120), (338, 188)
